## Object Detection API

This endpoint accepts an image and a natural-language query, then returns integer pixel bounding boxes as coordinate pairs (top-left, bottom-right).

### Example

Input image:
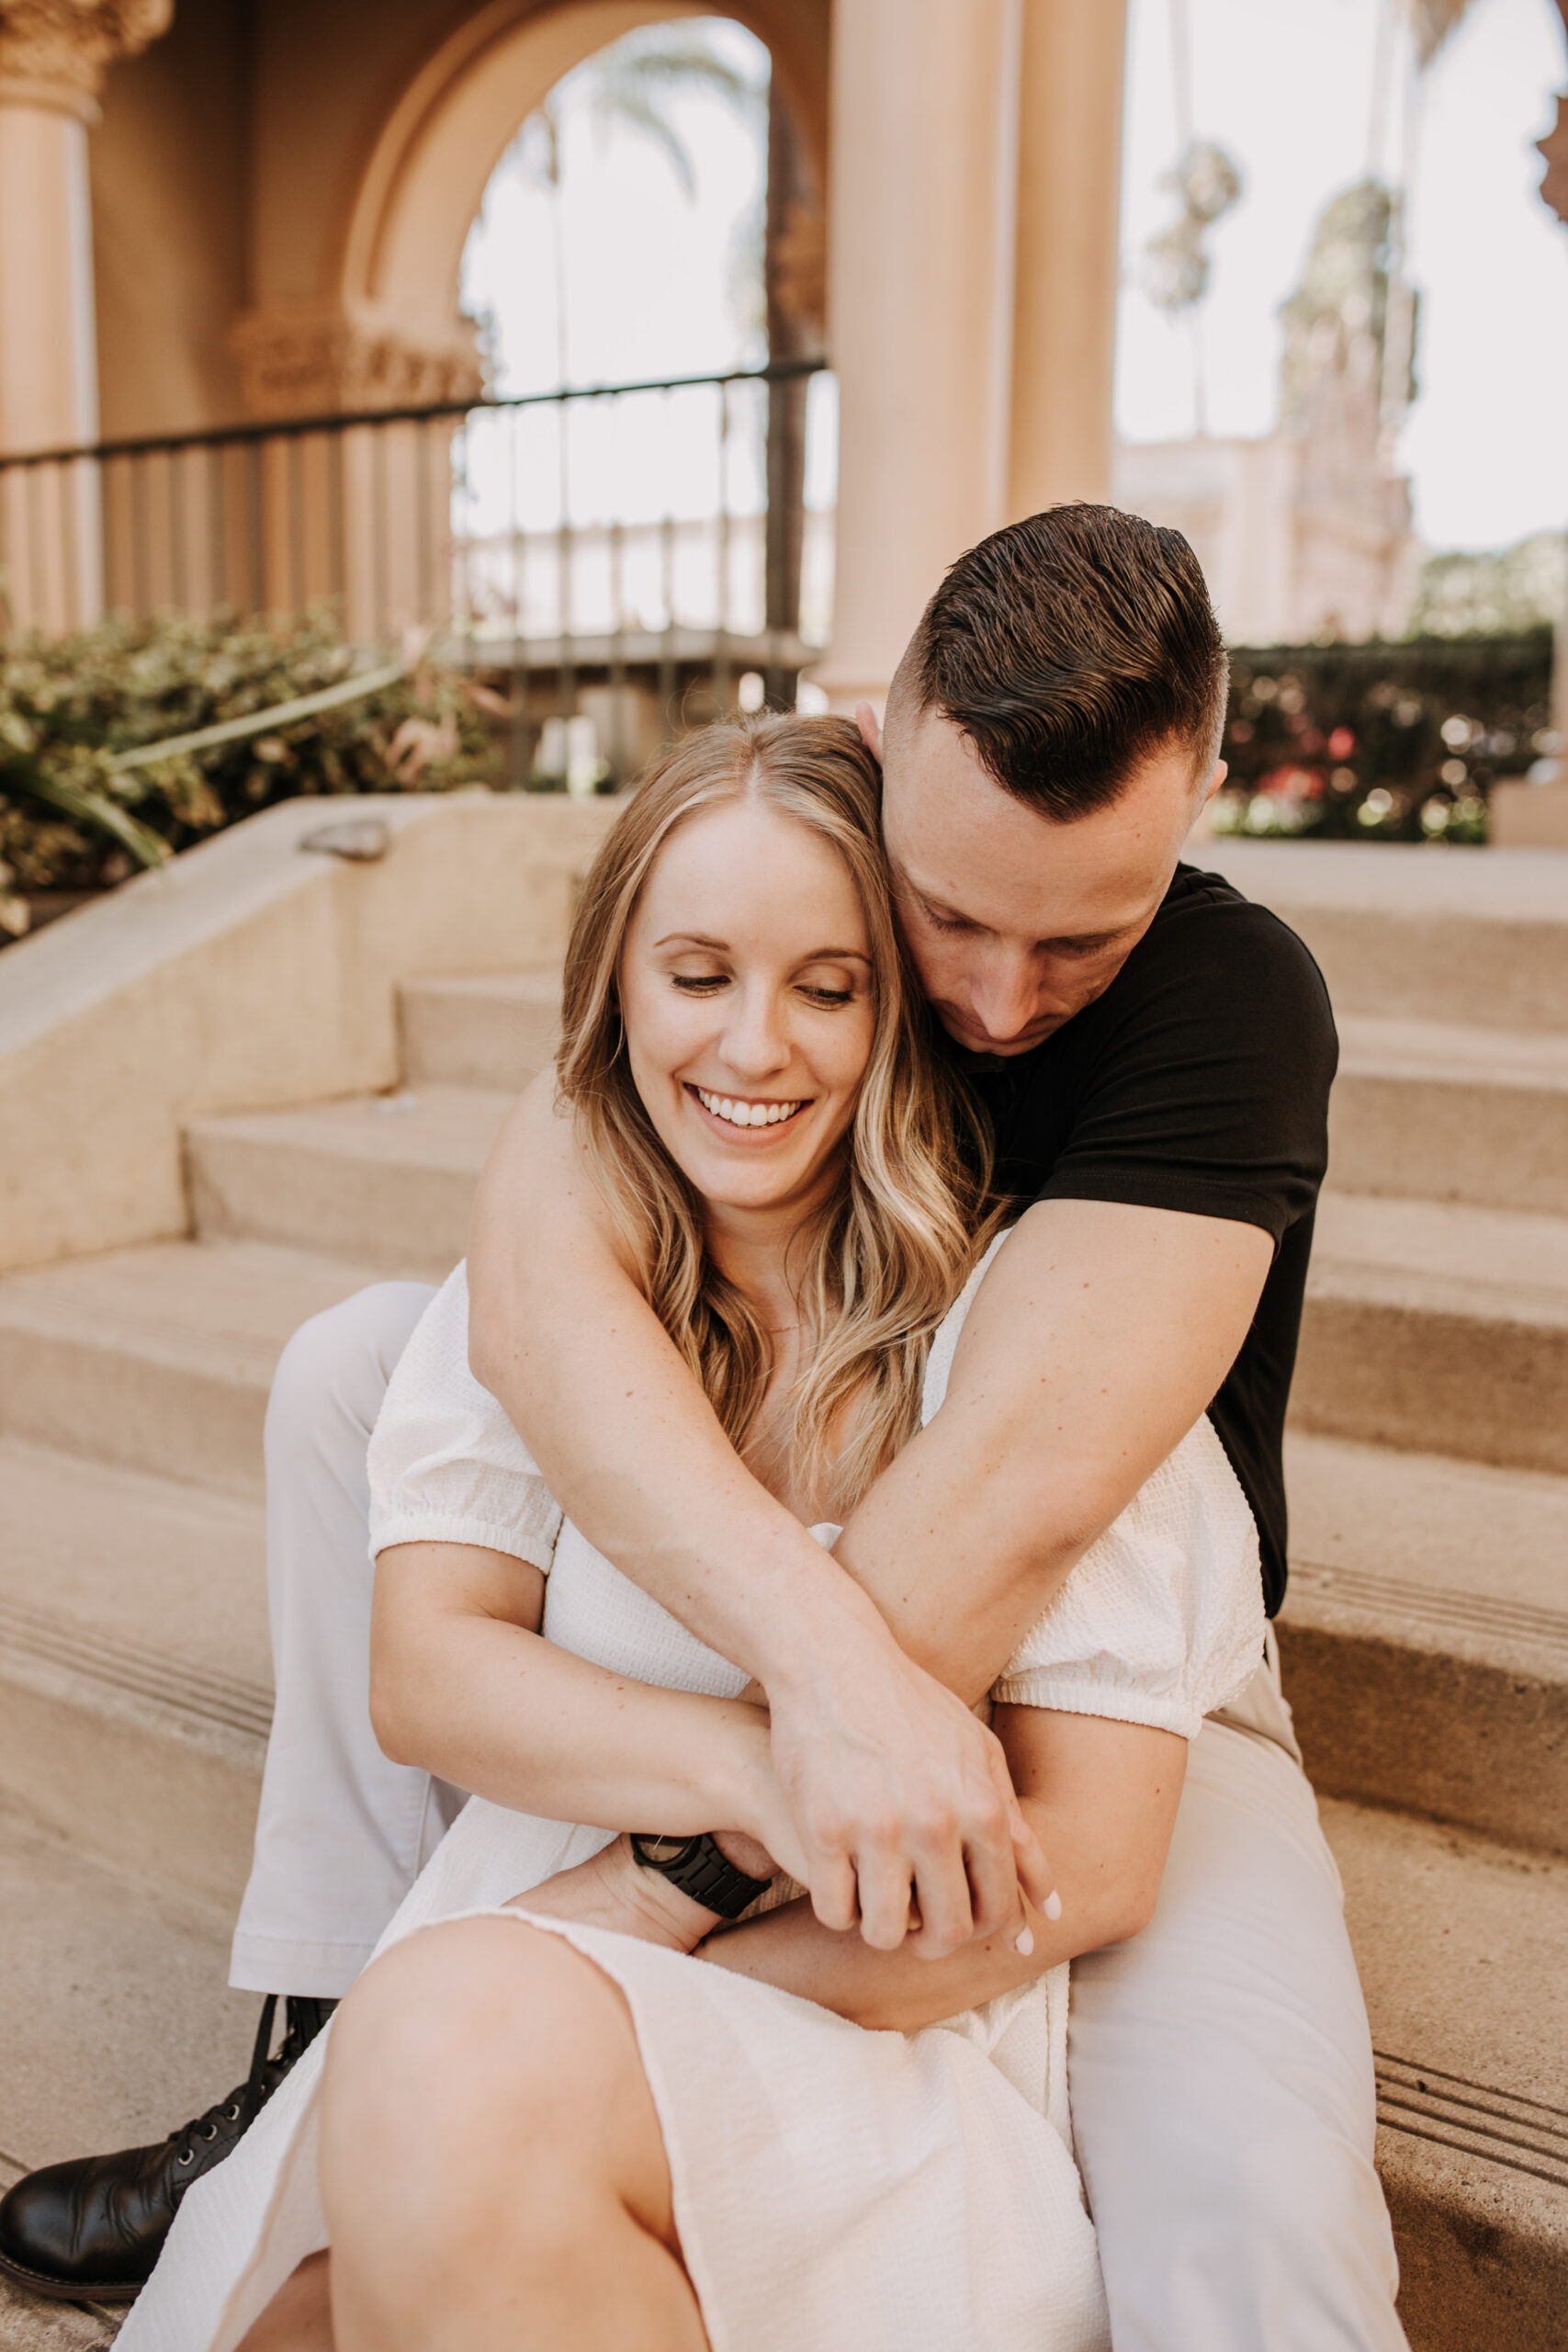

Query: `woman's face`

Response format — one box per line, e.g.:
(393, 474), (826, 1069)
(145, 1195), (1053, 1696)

(619, 797), (876, 1223)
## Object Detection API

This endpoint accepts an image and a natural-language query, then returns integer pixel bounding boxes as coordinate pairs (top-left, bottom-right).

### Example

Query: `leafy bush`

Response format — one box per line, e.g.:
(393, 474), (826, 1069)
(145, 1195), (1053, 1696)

(1212, 632), (1555, 846)
(0, 609), (497, 936)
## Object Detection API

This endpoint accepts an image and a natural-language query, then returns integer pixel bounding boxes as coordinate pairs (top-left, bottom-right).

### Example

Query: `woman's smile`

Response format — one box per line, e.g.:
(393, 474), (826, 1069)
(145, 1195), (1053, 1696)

(687, 1083), (810, 1136)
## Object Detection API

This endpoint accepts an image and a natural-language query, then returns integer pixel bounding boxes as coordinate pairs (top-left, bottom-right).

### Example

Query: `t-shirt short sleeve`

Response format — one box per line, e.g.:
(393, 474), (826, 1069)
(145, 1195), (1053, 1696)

(1031, 890), (1337, 1246)
(367, 1261), (564, 1572)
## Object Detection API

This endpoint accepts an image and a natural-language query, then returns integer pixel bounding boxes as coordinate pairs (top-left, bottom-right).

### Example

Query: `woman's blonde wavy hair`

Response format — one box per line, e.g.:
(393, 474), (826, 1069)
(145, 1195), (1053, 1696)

(557, 713), (996, 1520)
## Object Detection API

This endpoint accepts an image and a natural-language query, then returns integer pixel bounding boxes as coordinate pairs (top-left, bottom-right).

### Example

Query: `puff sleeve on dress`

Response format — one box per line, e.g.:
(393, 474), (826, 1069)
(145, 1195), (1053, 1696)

(922, 1235), (1267, 1742)
(366, 1261), (563, 1575)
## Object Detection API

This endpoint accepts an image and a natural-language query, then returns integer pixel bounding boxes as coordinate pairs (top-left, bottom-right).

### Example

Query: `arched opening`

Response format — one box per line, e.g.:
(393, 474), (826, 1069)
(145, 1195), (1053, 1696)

(435, 14), (834, 780)
(329, 0), (827, 387)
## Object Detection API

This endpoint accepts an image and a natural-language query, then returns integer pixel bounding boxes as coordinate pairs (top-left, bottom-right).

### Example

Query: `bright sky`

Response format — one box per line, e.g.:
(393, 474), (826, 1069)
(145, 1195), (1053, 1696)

(462, 3), (1568, 558)
(1118, 0), (1568, 548)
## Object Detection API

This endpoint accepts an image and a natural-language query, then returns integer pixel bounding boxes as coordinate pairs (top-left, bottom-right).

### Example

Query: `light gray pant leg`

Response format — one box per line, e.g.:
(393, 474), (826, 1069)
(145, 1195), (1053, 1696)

(1068, 1665), (1407, 2352)
(229, 1281), (466, 1998)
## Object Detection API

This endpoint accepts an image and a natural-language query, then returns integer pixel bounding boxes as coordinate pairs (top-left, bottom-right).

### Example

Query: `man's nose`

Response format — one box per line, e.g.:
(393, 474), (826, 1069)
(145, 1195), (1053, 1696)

(966, 956), (1045, 1044)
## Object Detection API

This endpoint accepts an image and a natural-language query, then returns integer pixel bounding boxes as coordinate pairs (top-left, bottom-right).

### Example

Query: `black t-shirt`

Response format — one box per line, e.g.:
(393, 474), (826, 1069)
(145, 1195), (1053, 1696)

(952, 862), (1337, 1617)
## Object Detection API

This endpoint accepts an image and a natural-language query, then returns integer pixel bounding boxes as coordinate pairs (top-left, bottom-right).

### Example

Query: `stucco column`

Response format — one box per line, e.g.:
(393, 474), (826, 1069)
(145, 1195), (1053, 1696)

(816, 0), (1127, 711)
(815, 0), (1022, 709)
(0, 2), (170, 453)
(1008, 0), (1128, 515)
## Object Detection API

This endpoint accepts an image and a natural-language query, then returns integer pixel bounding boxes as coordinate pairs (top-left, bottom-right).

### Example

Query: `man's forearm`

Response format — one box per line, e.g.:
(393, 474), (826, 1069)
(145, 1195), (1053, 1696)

(468, 1085), (894, 1697)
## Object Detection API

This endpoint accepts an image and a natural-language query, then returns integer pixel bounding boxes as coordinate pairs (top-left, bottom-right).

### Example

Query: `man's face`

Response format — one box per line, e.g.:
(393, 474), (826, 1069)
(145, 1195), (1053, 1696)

(874, 702), (1222, 1057)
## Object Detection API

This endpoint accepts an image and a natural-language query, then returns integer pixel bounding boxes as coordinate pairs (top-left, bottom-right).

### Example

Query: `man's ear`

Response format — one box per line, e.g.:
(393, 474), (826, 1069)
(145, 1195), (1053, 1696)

(1201, 758), (1227, 806)
(855, 700), (885, 762)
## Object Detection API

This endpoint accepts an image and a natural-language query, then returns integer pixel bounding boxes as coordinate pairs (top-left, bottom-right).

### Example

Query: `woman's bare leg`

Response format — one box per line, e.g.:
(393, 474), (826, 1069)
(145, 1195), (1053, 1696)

(232, 2249), (334, 2350)
(319, 1918), (708, 2352)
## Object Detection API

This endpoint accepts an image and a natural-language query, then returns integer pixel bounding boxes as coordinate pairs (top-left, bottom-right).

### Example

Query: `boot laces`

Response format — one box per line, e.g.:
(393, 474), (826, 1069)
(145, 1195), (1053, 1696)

(168, 1996), (334, 2169)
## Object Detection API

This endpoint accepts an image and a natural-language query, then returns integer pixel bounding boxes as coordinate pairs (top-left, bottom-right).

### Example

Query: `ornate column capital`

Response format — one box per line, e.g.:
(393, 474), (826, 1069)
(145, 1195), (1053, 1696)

(0, 0), (173, 119)
(228, 300), (484, 424)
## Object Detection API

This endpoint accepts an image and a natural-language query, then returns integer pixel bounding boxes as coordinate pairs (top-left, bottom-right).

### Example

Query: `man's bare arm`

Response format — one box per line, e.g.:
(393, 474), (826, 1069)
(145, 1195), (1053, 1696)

(468, 1080), (1270, 1953)
(833, 1194), (1275, 1701)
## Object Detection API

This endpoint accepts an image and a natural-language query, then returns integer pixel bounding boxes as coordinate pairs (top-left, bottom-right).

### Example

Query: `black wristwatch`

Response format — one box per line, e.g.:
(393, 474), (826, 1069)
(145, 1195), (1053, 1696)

(628, 1833), (773, 1920)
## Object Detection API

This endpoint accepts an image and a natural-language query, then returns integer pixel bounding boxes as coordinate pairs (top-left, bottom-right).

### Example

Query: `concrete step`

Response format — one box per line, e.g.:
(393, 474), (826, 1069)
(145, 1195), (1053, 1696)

(1333, 1015), (1568, 1218)
(398, 968), (561, 1093)
(0, 1439), (268, 1911)
(0, 1804), (261, 2349)
(186, 1086), (511, 1275)
(0, 1239), (389, 1493)
(1296, 1193), (1568, 1476)
(1201, 841), (1568, 1033)
(1324, 1798), (1568, 2350)
(1280, 1433), (1568, 1854)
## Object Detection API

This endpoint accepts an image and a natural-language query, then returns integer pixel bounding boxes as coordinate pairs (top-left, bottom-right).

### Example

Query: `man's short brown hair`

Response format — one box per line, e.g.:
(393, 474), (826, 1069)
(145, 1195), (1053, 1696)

(893, 503), (1228, 820)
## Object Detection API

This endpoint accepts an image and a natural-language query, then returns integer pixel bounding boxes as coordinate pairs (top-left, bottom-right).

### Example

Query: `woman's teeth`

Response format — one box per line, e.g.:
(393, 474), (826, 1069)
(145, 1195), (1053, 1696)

(695, 1087), (803, 1128)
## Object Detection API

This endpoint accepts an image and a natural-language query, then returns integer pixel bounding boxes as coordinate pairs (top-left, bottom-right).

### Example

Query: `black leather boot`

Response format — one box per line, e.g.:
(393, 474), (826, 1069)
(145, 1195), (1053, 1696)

(0, 1995), (335, 2303)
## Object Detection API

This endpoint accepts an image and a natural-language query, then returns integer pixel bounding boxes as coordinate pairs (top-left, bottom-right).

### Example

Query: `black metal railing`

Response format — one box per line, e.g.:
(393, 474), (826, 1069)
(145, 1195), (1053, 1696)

(0, 356), (835, 787)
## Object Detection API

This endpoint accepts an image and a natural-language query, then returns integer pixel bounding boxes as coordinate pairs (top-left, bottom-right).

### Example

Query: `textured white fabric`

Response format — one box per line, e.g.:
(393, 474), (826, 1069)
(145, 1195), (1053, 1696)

(124, 1238), (1264, 2352)
(367, 1262), (563, 1570)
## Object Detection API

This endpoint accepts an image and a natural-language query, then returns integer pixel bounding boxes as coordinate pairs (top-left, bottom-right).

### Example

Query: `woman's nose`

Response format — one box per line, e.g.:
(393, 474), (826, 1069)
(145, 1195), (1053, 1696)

(721, 984), (792, 1079)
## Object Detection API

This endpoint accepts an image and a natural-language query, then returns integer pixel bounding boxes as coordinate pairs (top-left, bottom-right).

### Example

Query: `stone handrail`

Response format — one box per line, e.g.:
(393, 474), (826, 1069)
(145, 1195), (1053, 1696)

(0, 789), (617, 1273)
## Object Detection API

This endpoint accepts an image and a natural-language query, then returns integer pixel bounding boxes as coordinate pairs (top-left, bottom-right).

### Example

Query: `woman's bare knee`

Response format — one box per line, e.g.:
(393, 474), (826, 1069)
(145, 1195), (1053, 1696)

(321, 1918), (674, 2245)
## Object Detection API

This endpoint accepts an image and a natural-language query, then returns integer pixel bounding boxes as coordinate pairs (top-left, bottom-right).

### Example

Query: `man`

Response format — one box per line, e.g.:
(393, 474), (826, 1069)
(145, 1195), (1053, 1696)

(0, 507), (1405, 2347)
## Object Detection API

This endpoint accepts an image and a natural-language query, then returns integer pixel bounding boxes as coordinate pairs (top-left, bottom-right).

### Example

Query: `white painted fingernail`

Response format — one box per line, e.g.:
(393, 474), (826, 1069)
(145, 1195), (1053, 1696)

(1043, 1889), (1063, 1922)
(1013, 1927), (1034, 1956)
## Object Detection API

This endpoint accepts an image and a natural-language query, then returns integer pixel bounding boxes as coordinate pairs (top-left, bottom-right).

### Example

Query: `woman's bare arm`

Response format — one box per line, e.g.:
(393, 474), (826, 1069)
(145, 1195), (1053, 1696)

(695, 1712), (1186, 2030)
(372, 1543), (803, 1872)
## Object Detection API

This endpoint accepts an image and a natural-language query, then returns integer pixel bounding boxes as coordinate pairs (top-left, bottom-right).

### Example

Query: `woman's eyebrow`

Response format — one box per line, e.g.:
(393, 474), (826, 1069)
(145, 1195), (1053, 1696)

(653, 932), (871, 964)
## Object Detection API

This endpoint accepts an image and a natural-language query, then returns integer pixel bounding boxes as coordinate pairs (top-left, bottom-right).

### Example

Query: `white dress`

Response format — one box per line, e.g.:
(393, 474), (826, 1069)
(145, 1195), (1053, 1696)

(120, 1237), (1265, 2352)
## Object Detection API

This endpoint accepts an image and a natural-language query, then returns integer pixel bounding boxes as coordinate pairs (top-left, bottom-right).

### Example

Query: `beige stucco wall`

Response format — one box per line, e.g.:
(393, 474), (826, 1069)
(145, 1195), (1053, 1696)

(89, 0), (829, 435)
(0, 790), (615, 1274)
(91, 0), (248, 439)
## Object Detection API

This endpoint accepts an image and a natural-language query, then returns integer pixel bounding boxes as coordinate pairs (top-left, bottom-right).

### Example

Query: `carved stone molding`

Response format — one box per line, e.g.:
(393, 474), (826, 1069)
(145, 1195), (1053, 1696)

(0, 0), (173, 116)
(1540, 93), (1568, 229)
(229, 302), (484, 424)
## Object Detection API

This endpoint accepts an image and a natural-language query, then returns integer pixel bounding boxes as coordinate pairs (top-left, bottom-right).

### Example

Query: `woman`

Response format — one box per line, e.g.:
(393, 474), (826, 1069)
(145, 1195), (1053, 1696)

(122, 715), (1263, 2352)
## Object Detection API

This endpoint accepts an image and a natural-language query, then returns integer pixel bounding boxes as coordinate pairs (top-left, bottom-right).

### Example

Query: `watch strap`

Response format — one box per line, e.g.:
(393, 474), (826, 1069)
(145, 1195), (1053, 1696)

(628, 1832), (773, 1920)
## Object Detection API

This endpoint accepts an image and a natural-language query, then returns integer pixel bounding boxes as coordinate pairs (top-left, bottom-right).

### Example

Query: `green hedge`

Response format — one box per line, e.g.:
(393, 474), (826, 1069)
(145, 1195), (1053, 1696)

(0, 609), (495, 938)
(1213, 632), (1555, 845)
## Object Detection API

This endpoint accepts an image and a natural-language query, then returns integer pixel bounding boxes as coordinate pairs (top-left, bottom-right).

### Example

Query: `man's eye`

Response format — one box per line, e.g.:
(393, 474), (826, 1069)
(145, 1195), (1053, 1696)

(924, 907), (971, 933)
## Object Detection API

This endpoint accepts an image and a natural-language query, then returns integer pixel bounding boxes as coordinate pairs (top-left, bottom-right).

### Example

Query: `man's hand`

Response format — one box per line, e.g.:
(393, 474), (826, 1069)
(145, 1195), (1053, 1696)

(765, 1615), (1056, 1957)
